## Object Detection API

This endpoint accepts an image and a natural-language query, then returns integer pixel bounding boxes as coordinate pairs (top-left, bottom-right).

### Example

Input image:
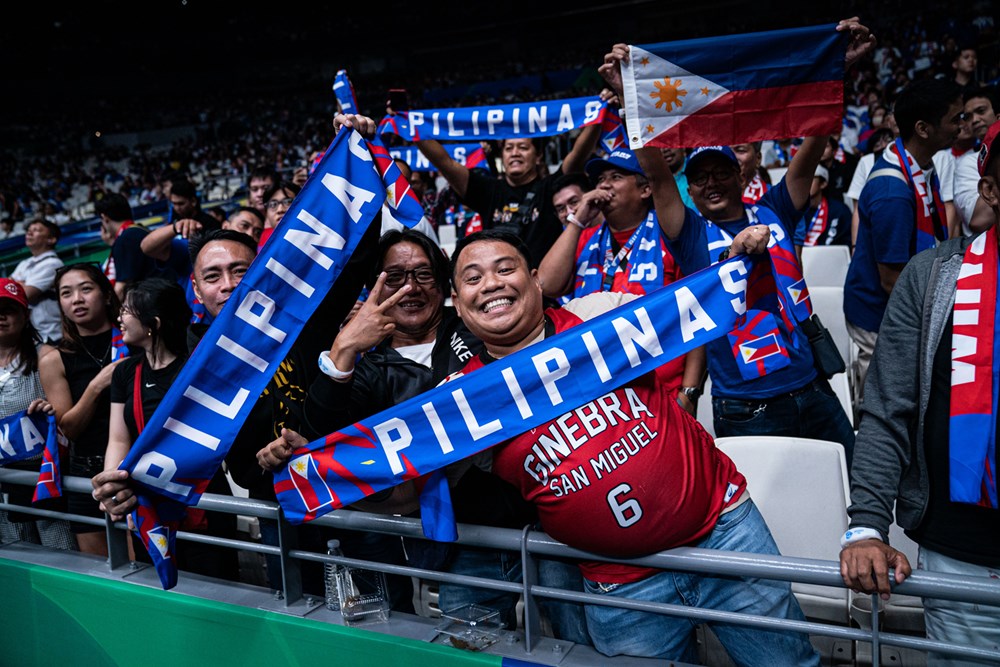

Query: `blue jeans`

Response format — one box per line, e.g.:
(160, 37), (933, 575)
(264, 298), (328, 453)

(583, 500), (819, 665)
(713, 378), (855, 470)
(439, 546), (592, 645)
(919, 547), (1000, 666)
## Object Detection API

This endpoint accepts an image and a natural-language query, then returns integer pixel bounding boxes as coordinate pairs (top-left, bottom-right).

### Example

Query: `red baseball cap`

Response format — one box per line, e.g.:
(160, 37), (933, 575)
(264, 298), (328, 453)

(978, 122), (1000, 177)
(0, 278), (29, 310)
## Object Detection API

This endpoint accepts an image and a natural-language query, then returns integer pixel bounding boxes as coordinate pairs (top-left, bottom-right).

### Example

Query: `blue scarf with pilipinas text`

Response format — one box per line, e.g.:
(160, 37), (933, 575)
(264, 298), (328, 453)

(378, 97), (608, 141)
(703, 202), (812, 379)
(118, 129), (402, 589)
(389, 144), (489, 172)
(574, 211), (665, 298)
(272, 254), (779, 531)
(0, 411), (61, 500)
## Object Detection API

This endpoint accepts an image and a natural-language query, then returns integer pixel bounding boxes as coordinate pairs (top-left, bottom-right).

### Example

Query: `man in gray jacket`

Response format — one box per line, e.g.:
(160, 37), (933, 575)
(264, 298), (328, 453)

(840, 122), (1000, 663)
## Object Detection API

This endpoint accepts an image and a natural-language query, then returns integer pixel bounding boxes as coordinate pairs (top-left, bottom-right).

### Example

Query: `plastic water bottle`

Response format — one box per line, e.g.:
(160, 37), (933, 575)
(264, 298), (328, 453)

(324, 539), (343, 611)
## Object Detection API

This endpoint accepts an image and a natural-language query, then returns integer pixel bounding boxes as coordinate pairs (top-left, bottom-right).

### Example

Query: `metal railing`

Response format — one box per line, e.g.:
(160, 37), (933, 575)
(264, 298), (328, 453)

(2, 468), (999, 665)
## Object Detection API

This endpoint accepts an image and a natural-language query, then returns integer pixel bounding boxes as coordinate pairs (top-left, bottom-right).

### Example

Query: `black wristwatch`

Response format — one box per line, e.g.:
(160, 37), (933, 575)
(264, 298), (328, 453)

(717, 248), (731, 263)
(679, 386), (702, 401)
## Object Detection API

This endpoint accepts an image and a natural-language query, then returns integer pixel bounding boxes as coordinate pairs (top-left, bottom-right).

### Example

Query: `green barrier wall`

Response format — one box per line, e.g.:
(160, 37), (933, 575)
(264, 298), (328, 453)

(0, 559), (498, 667)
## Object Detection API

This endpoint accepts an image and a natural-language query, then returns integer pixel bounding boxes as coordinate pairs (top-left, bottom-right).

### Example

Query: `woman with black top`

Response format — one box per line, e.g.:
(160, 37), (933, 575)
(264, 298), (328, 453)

(40, 264), (124, 555)
(102, 277), (238, 579)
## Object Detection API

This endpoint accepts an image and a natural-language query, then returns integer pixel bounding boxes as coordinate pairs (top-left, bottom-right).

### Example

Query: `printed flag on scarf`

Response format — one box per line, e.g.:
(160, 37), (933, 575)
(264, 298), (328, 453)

(599, 109), (629, 154)
(31, 415), (62, 502)
(333, 69), (359, 114)
(369, 137), (427, 227)
(728, 310), (792, 380)
(273, 253), (784, 534)
(118, 128), (395, 589)
(621, 23), (846, 148)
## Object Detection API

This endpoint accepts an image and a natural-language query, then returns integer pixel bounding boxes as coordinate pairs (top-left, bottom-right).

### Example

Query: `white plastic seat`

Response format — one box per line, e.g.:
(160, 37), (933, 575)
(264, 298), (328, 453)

(714, 436), (851, 624)
(806, 286), (851, 363)
(801, 245), (852, 288)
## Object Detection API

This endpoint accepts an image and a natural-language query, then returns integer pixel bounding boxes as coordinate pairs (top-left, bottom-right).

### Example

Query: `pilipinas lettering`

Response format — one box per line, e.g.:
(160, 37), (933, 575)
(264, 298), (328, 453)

(402, 98), (605, 140)
(126, 130), (383, 500)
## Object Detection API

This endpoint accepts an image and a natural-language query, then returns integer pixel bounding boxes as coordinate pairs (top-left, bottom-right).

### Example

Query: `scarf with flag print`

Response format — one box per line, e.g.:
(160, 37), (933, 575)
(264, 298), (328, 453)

(704, 204), (812, 379)
(272, 253), (784, 534)
(949, 227), (999, 508)
(803, 197), (830, 247)
(884, 137), (947, 252)
(117, 128), (414, 590)
(0, 410), (62, 500)
(574, 211), (664, 297)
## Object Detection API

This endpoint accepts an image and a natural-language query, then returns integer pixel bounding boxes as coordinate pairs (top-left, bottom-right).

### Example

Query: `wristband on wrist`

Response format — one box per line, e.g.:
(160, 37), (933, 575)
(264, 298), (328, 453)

(840, 527), (884, 548)
(172, 221), (179, 235)
(566, 212), (586, 229)
(317, 351), (353, 381)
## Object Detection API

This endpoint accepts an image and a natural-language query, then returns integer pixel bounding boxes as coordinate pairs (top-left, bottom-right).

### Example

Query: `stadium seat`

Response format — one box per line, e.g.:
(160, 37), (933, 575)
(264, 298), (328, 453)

(801, 245), (851, 288)
(806, 286), (851, 363)
(714, 435), (851, 625)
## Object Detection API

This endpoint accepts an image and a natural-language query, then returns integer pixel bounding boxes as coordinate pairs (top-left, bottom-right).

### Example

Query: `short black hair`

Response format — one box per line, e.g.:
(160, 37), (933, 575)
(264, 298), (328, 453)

(893, 79), (963, 141)
(94, 193), (133, 222)
(231, 206), (265, 225)
(122, 277), (192, 360)
(263, 180), (301, 204)
(551, 172), (592, 196)
(170, 178), (199, 201)
(450, 229), (533, 286)
(964, 85), (999, 112)
(188, 228), (258, 266)
(371, 229), (450, 294)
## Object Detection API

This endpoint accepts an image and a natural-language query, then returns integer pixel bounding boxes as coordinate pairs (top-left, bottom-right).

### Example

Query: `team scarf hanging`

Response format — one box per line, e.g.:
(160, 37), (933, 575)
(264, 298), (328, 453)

(703, 204), (811, 378)
(803, 197), (830, 247)
(0, 410), (62, 500)
(574, 211), (665, 297)
(742, 173), (769, 205)
(949, 227), (999, 508)
(32, 415), (62, 502)
(885, 137), (947, 252)
(272, 253), (780, 533)
(389, 143), (489, 173)
(117, 128), (406, 590)
(377, 96), (609, 141)
(332, 69), (359, 115)
(599, 110), (629, 154)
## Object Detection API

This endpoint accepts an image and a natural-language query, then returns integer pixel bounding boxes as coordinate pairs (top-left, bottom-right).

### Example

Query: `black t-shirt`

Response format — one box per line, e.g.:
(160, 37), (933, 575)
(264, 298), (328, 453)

(110, 354), (186, 443)
(61, 330), (113, 460)
(910, 316), (1000, 566)
(460, 169), (565, 267)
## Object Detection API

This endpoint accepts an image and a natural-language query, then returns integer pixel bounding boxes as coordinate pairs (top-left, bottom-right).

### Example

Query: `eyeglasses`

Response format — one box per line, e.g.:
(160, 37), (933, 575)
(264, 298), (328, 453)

(266, 197), (295, 211)
(955, 111), (971, 123)
(383, 268), (436, 288)
(689, 168), (738, 187)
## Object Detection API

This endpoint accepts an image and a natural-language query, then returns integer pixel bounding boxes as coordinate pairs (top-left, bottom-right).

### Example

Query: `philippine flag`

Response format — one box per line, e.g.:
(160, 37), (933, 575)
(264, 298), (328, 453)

(287, 454), (335, 515)
(729, 310), (791, 380)
(622, 24), (846, 149)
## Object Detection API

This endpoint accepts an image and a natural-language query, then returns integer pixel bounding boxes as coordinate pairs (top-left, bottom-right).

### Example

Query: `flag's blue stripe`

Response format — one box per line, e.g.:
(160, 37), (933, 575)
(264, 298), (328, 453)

(640, 23), (844, 91)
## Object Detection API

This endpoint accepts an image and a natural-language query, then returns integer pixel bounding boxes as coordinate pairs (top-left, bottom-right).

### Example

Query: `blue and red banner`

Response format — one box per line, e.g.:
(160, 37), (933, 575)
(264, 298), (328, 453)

(378, 97), (608, 142)
(622, 23), (846, 148)
(389, 144), (489, 172)
(118, 128), (395, 589)
(31, 415), (62, 502)
(272, 254), (781, 528)
(0, 411), (62, 501)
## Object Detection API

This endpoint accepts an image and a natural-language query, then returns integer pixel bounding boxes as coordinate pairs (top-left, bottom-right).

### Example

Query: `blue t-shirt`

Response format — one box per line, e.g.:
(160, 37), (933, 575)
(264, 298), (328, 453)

(843, 158), (916, 332)
(666, 181), (817, 399)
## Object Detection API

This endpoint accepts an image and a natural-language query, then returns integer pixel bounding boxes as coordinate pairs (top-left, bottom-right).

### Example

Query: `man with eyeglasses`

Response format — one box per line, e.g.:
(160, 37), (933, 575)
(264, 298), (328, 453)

(597, 20), (873, 454)
(258, 181), (302, 249)
(845, 78), (964, 393)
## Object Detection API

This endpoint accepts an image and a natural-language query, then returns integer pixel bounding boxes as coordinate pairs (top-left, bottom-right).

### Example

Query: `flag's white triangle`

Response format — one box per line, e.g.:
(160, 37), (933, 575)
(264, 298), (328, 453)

(623, 45), (730, 149)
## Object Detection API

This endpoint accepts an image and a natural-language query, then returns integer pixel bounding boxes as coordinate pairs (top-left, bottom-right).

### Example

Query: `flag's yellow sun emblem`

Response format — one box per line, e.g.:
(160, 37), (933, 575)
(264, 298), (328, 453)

(651, 78), (687, 111)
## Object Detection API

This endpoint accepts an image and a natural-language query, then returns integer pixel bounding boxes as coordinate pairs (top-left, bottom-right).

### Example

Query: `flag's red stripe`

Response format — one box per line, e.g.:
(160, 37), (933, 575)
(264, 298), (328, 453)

(646, 81), (842, 148)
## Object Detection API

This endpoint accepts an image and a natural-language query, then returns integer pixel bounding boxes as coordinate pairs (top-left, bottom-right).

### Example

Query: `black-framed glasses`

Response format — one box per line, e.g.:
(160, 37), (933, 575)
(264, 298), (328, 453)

(266, 197), (295, 211)
(383, 268), (436, 288)
(689, 168), (738, 187)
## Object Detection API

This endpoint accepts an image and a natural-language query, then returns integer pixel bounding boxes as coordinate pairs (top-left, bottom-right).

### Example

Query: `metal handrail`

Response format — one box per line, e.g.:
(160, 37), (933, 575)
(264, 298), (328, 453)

(2, 469), (999, 664)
